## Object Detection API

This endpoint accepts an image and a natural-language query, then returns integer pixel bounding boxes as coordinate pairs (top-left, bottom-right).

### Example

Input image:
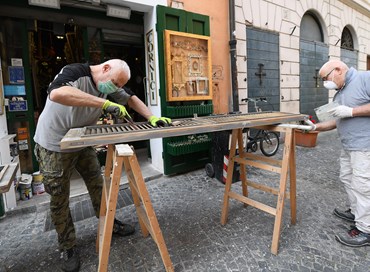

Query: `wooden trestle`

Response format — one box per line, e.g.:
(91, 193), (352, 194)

(221, 125), (297, 255)
(96, 144), (173, 272)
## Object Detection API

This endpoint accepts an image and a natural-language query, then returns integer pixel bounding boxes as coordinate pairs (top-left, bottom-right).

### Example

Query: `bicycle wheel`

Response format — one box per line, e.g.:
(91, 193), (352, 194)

(260, 131), (279, 157)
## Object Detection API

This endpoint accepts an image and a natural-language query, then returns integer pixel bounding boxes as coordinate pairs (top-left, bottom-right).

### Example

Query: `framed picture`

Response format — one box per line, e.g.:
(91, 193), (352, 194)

(164, 30), (212, 101)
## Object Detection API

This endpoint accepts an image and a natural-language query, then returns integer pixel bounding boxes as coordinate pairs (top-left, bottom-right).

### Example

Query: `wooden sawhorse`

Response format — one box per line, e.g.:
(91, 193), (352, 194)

(220, 125), (296, 255)
(96, 144), (174, 271)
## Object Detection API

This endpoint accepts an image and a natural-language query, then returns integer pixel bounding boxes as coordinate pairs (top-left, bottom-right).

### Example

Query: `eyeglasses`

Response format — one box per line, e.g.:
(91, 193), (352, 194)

(322, 68), (336, 81)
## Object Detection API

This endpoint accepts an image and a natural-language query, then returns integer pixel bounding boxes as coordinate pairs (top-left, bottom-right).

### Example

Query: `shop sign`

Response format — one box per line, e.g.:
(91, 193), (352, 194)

(145, 29), (158, 106)
(8, 100), (28, 112)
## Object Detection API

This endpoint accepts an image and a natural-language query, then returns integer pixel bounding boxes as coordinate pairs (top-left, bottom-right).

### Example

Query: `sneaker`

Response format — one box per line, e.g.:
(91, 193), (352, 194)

(335, 226), (370, 247)
(113, 218), (135, 236)
(333, 208), (355, 222)
(61, 247), (80, 272)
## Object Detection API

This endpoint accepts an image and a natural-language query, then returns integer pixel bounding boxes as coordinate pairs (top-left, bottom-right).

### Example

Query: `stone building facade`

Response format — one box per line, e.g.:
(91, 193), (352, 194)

(233, 0), (370, 116)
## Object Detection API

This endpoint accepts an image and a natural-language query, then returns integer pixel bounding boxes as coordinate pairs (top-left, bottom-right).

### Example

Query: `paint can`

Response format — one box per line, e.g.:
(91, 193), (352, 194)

(32, 171), (45, 195)
(19, 174), (33, 200)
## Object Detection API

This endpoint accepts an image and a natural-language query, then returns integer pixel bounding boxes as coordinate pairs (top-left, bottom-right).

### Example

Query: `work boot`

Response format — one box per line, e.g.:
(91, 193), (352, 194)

(61, 246), (80, 272)
(333, 208), (355, 222)
(335, 226), (370, 247)
(113, 218), (135, 236)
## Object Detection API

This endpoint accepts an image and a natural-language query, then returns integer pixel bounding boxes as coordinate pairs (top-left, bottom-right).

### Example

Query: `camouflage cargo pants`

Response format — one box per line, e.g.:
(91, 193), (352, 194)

(34, 143), (103, 250)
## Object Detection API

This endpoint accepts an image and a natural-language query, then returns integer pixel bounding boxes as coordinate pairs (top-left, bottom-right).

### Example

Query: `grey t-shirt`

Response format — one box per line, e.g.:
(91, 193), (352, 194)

(34, 63), (132, 152)
(333, 68), (370, 151)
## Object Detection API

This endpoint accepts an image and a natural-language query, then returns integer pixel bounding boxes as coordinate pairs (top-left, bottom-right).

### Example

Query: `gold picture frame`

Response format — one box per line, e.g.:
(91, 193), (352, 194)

(164, 30), (212, 101)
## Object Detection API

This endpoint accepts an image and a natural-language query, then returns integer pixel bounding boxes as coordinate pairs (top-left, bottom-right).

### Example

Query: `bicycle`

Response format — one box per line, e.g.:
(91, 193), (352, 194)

(204, 98), (280, 181)
(241, 97), (280, 157)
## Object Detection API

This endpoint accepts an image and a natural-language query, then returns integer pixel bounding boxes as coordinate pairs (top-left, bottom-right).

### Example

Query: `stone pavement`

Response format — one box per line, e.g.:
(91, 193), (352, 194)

(1, 130), (369, 272)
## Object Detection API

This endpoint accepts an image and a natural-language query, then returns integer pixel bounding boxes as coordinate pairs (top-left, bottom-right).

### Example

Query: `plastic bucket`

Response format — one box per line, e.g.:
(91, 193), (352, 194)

(19, 174), (33, 200)
(32, 182), (45, 195)
(32, 172), (45, 195)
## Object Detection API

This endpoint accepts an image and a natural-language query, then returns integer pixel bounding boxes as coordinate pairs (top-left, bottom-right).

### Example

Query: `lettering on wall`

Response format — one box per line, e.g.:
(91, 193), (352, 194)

(145, 29), (158, 106)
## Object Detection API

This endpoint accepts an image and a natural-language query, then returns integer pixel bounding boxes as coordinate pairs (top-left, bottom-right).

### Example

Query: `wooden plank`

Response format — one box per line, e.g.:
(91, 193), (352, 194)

(124, 158), (149, 238)
(238, 130), (248, 202)
(234, 157), (282, 173)
(98, 154), (124, 272)
(115, 144), (134, 156)
(271, 129), (292, 255)
(61, 112), (306, 150)
(289, 130), (297, 225)
(245, 180), (290, 198)
(136, 206), (157, 243)
(228, 191), (277, 216)
(0, 165), (9, 183)
(0, 164), (18, 194)
(220, 129), (239, 225)
(127, 154), (174, 272)
(243, 153), (282, 166)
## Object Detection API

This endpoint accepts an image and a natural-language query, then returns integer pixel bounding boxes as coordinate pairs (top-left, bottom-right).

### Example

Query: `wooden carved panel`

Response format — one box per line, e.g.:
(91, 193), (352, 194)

(165, 30), (212, 101)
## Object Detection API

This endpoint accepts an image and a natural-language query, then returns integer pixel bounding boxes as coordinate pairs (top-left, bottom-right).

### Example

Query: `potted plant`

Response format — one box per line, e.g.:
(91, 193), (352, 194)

(295, 116), (319, 147)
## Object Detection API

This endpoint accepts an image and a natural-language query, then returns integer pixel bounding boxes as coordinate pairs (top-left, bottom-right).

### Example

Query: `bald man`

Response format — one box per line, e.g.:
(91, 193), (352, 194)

(34, 59), (170, 272)
(312, 59), (370, 248)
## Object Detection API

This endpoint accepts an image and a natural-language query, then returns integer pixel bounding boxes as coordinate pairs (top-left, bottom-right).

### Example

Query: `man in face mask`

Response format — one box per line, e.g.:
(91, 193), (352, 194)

(33, 59), (171, 272)
(308, 59), (370, 248)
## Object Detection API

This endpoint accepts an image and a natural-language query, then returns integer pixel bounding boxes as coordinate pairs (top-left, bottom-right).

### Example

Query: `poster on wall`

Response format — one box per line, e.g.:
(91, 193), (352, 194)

(8, 66), (25, 84)
(164, 30), (212, 102)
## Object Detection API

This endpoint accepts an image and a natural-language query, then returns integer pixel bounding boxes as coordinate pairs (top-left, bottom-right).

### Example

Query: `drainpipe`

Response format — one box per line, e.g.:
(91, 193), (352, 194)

(229, 0), (239, 113)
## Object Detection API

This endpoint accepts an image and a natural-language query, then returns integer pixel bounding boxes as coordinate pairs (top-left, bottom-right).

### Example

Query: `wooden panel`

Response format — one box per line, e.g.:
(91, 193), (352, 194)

(61, 112), (306, 150)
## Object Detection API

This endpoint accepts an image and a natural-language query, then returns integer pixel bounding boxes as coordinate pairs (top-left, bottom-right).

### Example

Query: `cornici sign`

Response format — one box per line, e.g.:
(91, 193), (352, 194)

(146, 29), (158, 105)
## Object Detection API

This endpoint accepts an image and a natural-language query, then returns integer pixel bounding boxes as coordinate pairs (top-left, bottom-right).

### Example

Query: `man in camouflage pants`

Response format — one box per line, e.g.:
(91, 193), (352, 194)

(33, 59), (171, 272)
(34, 146), (103, 251)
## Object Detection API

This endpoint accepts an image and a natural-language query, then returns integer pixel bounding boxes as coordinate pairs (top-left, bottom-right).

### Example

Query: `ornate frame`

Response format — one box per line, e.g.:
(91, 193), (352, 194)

(164, 30), (212, 101)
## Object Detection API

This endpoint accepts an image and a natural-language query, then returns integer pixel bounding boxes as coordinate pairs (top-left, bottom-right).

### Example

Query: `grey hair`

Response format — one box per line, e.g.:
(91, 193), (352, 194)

(105, 59), (131, 79)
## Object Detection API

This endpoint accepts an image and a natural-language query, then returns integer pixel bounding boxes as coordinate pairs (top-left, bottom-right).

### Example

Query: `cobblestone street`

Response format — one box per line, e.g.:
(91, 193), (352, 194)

(1, 130), (369, 272)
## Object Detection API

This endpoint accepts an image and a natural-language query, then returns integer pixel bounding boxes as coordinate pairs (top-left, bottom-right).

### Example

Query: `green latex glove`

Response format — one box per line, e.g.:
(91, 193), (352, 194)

(148, 116), (172, 127)
(102, 100), (131, 119)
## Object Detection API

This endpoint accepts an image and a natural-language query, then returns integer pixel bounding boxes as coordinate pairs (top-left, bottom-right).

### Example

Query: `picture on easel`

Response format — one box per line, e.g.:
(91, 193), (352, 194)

(164, 30), (212, 101)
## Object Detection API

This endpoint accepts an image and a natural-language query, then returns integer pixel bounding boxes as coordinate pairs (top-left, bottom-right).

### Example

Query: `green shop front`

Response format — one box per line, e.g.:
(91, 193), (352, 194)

(0, 1), (214, 180)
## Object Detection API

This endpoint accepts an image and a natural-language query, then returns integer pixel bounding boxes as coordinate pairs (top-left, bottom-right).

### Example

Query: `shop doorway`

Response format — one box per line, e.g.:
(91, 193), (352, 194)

(1, 14), (146, 172)
(30, 20), (146, 123)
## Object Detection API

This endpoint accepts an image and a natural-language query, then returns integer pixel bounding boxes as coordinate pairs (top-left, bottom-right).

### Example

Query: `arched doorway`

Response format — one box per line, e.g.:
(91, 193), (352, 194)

(299, 12), (329, 119)
(341, 26), (358, 69)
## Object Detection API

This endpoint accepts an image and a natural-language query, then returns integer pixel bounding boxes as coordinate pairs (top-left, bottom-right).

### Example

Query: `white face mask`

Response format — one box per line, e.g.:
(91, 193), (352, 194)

(323, 68), (338, 90)
(323, 80), (338, 90)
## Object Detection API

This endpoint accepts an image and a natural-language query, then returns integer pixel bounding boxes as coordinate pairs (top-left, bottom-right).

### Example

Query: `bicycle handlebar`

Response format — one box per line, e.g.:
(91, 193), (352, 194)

(241, 97), (267, 103)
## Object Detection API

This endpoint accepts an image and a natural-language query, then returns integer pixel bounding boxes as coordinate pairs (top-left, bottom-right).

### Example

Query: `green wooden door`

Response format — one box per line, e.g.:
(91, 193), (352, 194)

(156, 5), (213, 175)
